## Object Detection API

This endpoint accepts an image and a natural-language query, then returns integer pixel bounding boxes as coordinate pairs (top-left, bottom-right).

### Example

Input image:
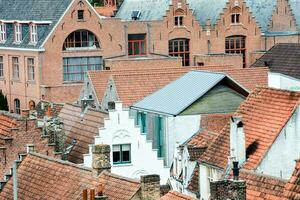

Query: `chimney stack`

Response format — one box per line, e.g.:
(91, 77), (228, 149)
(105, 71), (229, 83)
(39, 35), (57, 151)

(230, 116), (246, 166)
(92, 144), (111, 176)
(140, 174), (160, 200)
(232, 161), (240, 181)
(210, 179), (246, 200)
(21, 109), (30, 118)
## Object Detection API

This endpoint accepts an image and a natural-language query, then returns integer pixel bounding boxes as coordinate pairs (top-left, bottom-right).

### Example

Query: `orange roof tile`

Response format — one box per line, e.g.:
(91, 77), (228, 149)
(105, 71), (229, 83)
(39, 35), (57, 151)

(239, 170), (287, 200)
(200, 87), (300, 170)
(187, 165), (199, 193)
(284, 159), (300, 199)
(0, 113), (18, 140)
(160, 190), (197, 200)
(0, 153), (99, 200)
(98, 171), (141, 200)
(88, 66), (268, 108)
(58, 104), (107, 163)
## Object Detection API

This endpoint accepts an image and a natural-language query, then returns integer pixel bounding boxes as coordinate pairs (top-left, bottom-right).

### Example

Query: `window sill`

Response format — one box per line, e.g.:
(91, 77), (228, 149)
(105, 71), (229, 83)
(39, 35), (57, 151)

(63, 81), (84, 84)
(13, 41), (22, 45)
(28, 42), (37, 46)
(12, 79), (21, 83)
(77, 19), (86, 22)
(0, 77), (5, 81)
(62, 48), (101, 53)
(27, 80), (36, 84)
(113, 163), (133, 167)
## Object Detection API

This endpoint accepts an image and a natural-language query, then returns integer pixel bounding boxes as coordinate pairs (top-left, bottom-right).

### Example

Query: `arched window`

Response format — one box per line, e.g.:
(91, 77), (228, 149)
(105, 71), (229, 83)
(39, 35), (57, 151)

(14, 98), (20, 114)
(174, 9), (185, 27)
(29, 100), (36, 110)
(169, 38), (190, 66)
(63, 29), (100, 50)
(225, 35), (246, 67)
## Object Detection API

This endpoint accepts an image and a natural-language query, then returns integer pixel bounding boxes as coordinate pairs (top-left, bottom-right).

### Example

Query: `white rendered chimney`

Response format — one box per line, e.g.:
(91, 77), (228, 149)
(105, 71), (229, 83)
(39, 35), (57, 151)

(230, 116), (246, 166)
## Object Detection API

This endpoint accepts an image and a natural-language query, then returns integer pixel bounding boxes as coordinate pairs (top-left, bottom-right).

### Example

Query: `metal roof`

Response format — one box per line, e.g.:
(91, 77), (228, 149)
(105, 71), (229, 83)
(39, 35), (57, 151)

(115, 0), (171, 21)
(0, 0), (73, 49)
(131, 71), (229, 116)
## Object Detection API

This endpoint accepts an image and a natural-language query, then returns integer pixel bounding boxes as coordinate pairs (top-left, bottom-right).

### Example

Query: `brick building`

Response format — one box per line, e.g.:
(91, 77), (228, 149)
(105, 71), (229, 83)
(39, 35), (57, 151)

(1, 0), (300, 112)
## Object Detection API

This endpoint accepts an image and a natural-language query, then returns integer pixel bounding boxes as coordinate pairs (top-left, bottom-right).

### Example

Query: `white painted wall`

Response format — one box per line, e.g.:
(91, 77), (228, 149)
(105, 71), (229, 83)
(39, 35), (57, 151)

(268, 72), (300, 91)
(166, 115), (201, 166)
(199, 164), (222, 200)
(256, 106), (300, 179)
(83, 102), (170, 183)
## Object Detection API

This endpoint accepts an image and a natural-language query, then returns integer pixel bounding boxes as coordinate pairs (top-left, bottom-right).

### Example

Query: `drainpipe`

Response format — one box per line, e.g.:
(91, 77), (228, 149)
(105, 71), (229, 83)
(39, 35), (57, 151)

(13, 161), (18, 200)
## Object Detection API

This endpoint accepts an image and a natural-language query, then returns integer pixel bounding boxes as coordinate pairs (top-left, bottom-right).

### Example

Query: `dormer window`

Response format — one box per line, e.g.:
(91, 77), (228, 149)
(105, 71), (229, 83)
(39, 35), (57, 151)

(174, 16), (183, 27)
(0, 22), (6, 43)
(231, 13), (240, 24)
(30, 24), (38, 44)
(14, 23), (22, 43)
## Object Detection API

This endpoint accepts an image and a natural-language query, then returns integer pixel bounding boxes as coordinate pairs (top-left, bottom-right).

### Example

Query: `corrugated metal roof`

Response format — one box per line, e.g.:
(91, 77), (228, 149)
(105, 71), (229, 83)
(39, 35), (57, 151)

(115, 0), (171, 21)
(131, 71), (227, 116)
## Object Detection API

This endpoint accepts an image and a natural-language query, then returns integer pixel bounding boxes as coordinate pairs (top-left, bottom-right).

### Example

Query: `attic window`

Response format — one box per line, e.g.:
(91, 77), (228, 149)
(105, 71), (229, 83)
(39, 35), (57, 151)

(78, 10), (84, 20)
(231, 13), (240, 24)
(0, 22), (6, 43)
(174, 16), (183, 27)
(29, 24), (38, 44)
(131, 10), (141, 20)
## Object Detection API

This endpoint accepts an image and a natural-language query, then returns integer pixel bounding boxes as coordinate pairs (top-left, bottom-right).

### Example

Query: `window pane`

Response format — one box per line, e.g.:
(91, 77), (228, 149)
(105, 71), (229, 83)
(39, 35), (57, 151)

(141, 41), (146, 54)
(122, 144), (130, 151)
(134, 42), (139, 55)
(113, 151), (121, 163)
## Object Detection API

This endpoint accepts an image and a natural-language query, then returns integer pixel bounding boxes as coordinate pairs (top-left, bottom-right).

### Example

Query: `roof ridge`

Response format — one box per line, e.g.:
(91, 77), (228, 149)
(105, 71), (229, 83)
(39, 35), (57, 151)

(101, 170), (141, 184)
(240, 169), (288, 182)
(29, 152), (93, 172)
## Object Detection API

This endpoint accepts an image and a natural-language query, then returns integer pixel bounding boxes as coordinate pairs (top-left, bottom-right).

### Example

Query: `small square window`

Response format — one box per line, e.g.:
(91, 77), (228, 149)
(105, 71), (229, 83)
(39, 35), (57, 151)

(78, 10), (84, 20)
(174, 16), (183, 27)
(231, 14), (240, 24)
(113, 144), (131, 164)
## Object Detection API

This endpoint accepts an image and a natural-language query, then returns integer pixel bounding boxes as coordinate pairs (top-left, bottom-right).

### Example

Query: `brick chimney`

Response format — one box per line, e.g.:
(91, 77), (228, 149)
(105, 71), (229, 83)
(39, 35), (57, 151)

(210, 161), (246, 200)
(140, 174), (160, 200)
(92, 144), (111, 176)
(230, 116), (246, 166)
(21, 109), (30, 118)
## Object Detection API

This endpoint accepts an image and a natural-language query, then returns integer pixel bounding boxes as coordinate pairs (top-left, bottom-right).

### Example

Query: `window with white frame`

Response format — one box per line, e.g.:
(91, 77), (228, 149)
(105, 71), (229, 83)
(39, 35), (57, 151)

(0, 56), (3, 77)
(14, 23), (22, 43)
(0, 23), (6, 42)
(231, 13), (240, 24)
(112, 144), (131, 164)
(12, 57), (19, 80)
(174, 16), (183, 27)
(30, 24), (38, 44)
(207, 167), (214, 182)
(27, 58), (35, 81)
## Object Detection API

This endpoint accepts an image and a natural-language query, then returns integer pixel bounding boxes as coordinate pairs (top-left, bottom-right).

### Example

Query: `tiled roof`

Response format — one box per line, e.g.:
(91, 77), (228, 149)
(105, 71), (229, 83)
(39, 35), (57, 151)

(160, 190), (196, 200)
(200, 87), (300, 170)
(199, 66), (269, 91)
(199, 113), (232, 134)
(284, 159), (300, 199)
(0, 153), (99, 200)
(58, 104), (107, 163)
(98, 171), (141, 200)
(0, 113), (17, 140)
(116, 0), (170, 21)
(239, 170), (287, 200)
(89, 66), (268, 108)
(187, 165), (199, 194)
(252, 43), (300, 80)
(0, 0), (73, 49)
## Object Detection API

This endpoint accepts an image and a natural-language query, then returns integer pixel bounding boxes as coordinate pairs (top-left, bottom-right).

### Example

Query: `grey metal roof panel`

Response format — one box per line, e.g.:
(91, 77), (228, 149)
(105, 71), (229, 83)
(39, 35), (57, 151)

(116, 0), (171, 21)
(245, 0), (277, 32)
(187, 0), (227, 27)
(0, 0), (72, 49)
(132, 71), (226, 116)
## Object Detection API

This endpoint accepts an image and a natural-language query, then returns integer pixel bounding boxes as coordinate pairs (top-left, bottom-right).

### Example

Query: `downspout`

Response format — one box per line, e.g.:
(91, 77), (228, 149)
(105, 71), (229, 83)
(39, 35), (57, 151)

(147, 23), (151, 54)
(8, 56), (12, 111)
(13, 161), (18, 200)
(24, 56), (27, 109)
(124, 25), (128, 56)
(264, 36), (267, 51)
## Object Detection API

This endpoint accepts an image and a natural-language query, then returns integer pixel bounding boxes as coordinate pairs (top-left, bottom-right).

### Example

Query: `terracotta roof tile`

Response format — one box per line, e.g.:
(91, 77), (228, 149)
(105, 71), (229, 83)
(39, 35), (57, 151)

(0, 153), (99, 200)
(88, 66), (267, 107)
(284, 159), (300, 199)
(160, 190), (196, 200)
(98, 171), (141, 200)
(239, 170), (287, 200)
(200, 87), (300, 170)
(0, 113), (17, 140)
(187, 165), (199, 193)
(58, 104), (107, 163)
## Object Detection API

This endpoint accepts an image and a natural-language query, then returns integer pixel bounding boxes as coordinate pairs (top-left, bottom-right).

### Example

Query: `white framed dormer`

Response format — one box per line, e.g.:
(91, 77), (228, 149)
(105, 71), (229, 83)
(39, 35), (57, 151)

(14, 23), (22, 44)
(29, 23), (38, 45)
(0, 22), (6, 43)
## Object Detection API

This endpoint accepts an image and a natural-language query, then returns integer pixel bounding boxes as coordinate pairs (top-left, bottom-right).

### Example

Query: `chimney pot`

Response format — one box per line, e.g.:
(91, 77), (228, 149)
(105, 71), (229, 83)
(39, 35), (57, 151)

(140, 174), (160, 200)
(92, 144), (111, 176)
(232, 161), (240, 181)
